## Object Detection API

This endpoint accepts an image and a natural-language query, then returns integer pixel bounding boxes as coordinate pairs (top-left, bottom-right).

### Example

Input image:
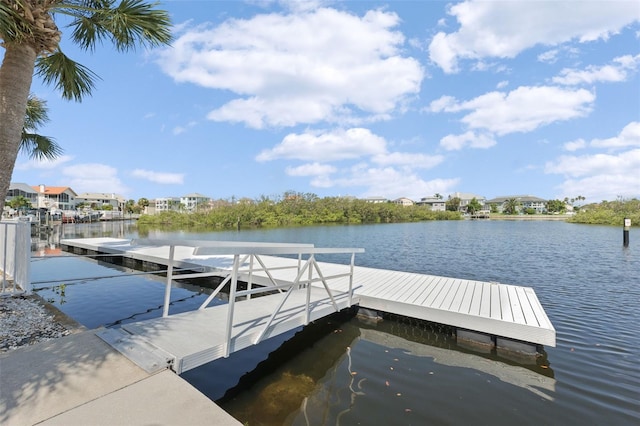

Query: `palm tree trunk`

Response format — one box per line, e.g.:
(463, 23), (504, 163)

(0, 43), (37, 213)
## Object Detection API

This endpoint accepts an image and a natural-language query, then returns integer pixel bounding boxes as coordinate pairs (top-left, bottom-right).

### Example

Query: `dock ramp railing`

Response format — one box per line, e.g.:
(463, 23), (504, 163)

(0, 221), (31, 295)
(132, 239), (364, 357)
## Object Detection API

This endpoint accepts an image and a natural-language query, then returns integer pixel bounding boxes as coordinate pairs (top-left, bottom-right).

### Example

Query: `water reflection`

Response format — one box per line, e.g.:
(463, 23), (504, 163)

(219, 315), (557, 426)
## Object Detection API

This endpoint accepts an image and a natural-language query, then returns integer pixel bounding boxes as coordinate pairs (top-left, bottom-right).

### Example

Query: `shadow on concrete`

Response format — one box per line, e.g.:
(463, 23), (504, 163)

(0, 330), (149, 425)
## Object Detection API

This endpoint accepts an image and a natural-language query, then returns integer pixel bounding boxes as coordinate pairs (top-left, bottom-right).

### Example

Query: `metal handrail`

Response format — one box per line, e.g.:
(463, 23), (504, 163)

(142, 239), (364, 358)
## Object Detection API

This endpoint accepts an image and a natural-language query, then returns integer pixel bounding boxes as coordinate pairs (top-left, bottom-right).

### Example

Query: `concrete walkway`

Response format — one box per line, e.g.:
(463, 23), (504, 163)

(0, 330), (241, 426)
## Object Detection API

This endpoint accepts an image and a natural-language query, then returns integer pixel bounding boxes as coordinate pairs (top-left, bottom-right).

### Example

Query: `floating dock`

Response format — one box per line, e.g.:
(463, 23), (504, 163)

(59, 238), (556, 374)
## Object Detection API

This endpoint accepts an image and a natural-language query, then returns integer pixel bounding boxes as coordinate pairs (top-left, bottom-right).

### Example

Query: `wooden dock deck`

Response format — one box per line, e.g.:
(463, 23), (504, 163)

(59, 238), (556, 373)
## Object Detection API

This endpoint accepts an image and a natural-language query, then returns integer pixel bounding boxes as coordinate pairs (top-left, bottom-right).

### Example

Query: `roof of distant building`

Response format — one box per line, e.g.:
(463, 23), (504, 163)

(33, 185), (77, 196)
(9, 182), (37, 194)
(449, 192), (485, 200)
(486, 195), (547, 203)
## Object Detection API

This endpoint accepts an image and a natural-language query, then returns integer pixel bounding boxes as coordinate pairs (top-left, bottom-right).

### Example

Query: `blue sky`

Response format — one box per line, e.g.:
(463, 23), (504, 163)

(9, 0), (640, 203)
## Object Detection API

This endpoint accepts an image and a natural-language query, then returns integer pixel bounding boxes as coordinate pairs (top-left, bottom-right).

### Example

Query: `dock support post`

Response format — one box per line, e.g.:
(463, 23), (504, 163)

(162, 245), (175, 317)
(305, 257), (312, 324)
(623, 218), (630, 247)
(224, 254), (240, 357)
(349, 252), (355, 306)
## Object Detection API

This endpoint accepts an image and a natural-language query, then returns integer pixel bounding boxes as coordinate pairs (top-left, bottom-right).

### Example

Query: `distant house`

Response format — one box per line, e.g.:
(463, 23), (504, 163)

(32, 184), (77, 210)
(393, 197), (414, 207)
(181, 193), (211, 212)
(416, 196), (446, 211)
(485, 195), (547, 213)
(5, 182), (39, 207)
(154, 197), (182, 213)
(448, 192), (486, 213)
(76, 192), (126, 211)
(363, 196), (388, 204)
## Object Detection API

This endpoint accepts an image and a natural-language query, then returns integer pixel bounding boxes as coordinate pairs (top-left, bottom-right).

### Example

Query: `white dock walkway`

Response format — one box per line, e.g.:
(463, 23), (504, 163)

(59, 238), (556, 374)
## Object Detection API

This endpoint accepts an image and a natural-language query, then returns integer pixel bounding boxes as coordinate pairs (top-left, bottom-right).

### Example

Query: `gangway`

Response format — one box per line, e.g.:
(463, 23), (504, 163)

(94, 239), (364, 373)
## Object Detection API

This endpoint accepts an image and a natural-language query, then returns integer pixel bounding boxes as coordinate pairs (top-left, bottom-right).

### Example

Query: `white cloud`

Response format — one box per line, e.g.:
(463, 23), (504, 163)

(591, 121), (640, 149)
(553, 54), (640, 85)
(131, 169), (185, 184)
(537, 49), (559, 64)
(173, 126), (187, 135)
(428, 1), (640, 73)
(428, 95), (458, 113)
(371, 152), (444, 169)
(545, 150), (639, 178)
(14, 155), (74, 171)
(432, 86), (594, 136)
(555, 173), (640, 202)
(256, 128), (387, 162)
(317, 163), (461, 200)
(496, 80), (508, 89)
(563, 139), (587, 152)
(440, 131), (496, 151)
(158, 7), (423, 128)
(526, 123), (639, 200)
(61, 164), (129, 195)
(173, 121), (197, 136)
(546, 122), (640, 201)
(285, 163), (336, 176)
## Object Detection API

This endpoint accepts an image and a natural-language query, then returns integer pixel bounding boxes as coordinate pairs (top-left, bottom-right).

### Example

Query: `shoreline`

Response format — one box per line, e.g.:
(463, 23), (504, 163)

(480, 214), (571, 221)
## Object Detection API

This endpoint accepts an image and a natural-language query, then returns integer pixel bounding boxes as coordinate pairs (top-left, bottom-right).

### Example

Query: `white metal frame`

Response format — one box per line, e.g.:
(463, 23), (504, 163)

(133, 239), (364, 357)
(0, 221), (31, 295)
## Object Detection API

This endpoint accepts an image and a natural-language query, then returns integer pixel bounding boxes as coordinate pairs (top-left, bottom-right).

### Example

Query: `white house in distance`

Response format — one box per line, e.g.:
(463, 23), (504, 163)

(485, 195), (548, 214)
(393, 197), (414, 206)
(363, 196), (388, 204)
(449, 192), (487, 213)
(150, 194), (212, 214)
(76, 192), (126, 211)
(15, 184), (77, 210)
(153, 197), (182, 214)
(416, 196), (446, 211)
(181, 193), (211, 212)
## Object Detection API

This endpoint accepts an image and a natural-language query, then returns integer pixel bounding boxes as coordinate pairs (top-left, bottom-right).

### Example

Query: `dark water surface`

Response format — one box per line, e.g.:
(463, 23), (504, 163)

(31, 220), (640, 425)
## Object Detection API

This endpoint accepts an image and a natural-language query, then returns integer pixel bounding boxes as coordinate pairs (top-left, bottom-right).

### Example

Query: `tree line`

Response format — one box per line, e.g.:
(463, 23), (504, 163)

(137, 193), (462, 230)
(568, 198), (640, 226)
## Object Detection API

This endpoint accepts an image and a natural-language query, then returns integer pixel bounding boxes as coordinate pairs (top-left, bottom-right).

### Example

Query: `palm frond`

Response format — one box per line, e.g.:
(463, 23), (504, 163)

(24, 94), (50, 130)
(35, 51), (100, 101)
(20, 133), (64, 160)
(57, 0), (172, 52)
(21, 94), (63, 160)
(0, 0), (32, 42)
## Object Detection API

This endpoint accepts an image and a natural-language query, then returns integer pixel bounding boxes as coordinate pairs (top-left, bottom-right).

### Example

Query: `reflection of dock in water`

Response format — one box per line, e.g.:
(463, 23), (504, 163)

(359, 328), (555, 400)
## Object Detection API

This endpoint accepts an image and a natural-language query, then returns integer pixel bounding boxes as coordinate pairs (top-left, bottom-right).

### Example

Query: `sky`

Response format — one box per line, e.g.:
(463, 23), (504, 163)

(8, 0), (640, 204)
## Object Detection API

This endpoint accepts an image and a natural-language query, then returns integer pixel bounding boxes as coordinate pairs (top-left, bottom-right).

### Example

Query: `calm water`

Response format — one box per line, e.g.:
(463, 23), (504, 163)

(31, 220), (640, 425)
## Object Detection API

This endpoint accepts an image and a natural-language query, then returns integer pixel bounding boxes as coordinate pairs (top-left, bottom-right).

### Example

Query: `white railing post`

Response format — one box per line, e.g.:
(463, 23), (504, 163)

(224, 254), (240, 357)
(349, 252), (355, 306)
(162, 245), (175, 317)
(247, 254), (254, 300)
(305, 254), (313, 324)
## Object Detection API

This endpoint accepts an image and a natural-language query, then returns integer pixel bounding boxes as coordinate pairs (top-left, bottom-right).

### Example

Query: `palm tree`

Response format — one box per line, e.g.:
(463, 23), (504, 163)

(503, 198), (520, 215)
(0, 0), (172, 213)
